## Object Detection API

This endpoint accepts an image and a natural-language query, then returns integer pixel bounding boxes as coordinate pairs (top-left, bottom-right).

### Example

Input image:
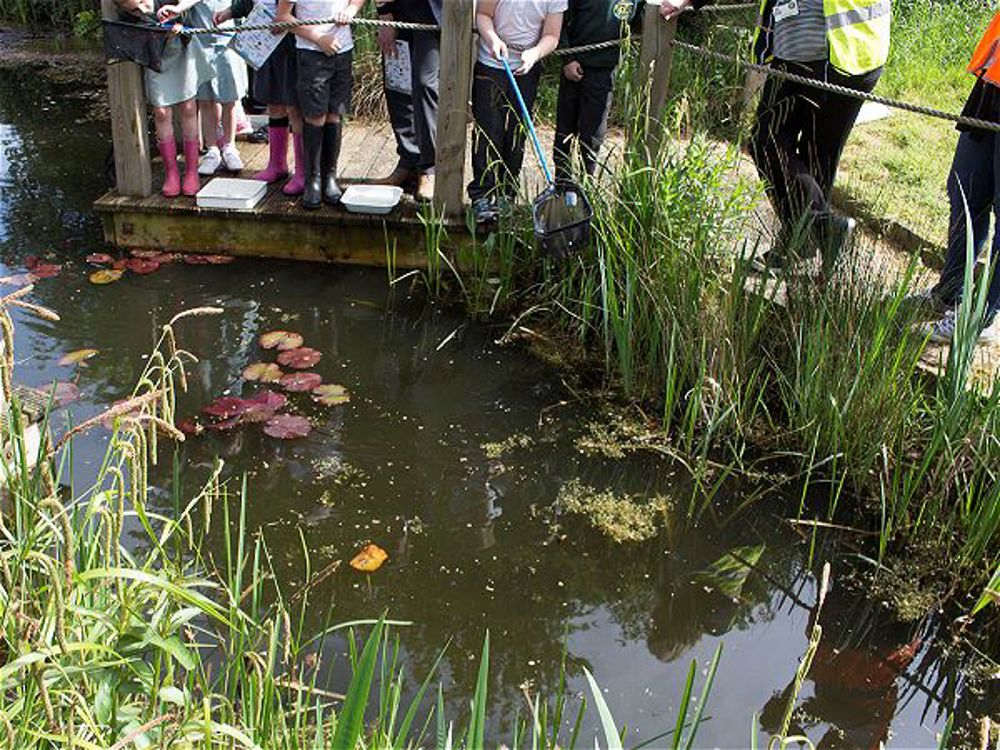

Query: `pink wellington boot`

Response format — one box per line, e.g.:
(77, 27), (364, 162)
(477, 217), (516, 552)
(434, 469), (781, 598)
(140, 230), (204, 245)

(158, 140), (181, 198)
(182, 139), (202, 196)
(282, 131), (306, 196)
(255, 125), (290, 183)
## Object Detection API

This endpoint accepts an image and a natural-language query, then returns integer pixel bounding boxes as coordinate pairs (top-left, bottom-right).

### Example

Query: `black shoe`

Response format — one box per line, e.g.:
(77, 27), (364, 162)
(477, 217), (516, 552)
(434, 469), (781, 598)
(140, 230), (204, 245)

(302, 123), (323, 211)
(815, 212), (856, 265)
(472, 198), (497, 226)
(321, 122), (343, 206)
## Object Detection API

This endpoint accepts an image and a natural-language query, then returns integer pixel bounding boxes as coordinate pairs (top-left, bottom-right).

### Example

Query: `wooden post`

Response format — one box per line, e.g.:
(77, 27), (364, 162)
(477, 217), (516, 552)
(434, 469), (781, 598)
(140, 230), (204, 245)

(102, 0), (153, 197)
(637, 1), (677, 157)
(740, 6), (767, 114)
(433, 0), (474, 220)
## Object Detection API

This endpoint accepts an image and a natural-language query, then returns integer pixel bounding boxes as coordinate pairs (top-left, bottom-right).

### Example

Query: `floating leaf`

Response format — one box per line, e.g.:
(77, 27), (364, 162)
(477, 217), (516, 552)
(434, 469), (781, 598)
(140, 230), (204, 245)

(59, 349), (98, 366)
(208, 416), (245, 432)
(181, 255), (212, 265)
(32, 263), (62, 279)
(112, 259), (128, 270)
(349, 544), (388, 573)
(280, 372), (322, 393)
(131, 250), (176, 262)
(124, 258), (161, 275)
(243, 362), (284, 383)
(202, 396), (252, 420)
(242, 390), (288, 423)
(24, 255), (41, 270)
(50, 381), (80, 406)
(248, 390), (289, 411)
(260, 331), (304, 351)
(177, 418), (204, 436)
(263, 414), (312, 439)
(183, 254), (235, 265)
(312, 384), (350, 407)
(90, 269), (124, 285)
(86, 253), (115, 265)
(277, 347), (322, 370)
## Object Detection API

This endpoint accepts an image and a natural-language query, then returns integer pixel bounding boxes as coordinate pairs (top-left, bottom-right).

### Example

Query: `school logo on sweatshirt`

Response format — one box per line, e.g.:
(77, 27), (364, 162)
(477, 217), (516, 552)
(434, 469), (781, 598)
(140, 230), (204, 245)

(613, 0), (635, 20)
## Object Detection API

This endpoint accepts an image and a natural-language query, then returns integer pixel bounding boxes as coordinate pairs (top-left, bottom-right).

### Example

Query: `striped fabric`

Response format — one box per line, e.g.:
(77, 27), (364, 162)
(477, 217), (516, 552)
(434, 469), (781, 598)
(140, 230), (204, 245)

(772, 0), (828, 63)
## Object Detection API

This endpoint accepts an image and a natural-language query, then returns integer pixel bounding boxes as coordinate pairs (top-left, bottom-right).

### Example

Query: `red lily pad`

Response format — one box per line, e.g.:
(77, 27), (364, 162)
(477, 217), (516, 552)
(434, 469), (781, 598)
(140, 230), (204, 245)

(131, 250), (176, 262)
(248, 390), (288, 411)
(24, 255), (40, 269)
(124, 258), (161, 275)
(50, 381), (80, 406)
(32, 263), (62, 279)
(202, 396), (252, 419)
(277, 347), (322, 370)
(243, 362), (283, 383)
(263, 414), (312, 440)
(86, 253), (115, 265)
(207, 416), (245, 432)
(177, 418), (204, 436)
(183, 254), (235, 265)
(260, 331), (304, 351)
(312, 384), (350, 407)
(279, 372), (322, 393)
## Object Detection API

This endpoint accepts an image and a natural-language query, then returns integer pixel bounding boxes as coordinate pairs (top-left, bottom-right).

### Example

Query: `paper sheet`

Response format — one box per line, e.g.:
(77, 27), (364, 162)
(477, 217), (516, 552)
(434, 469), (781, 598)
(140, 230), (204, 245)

(384, 40), (412, 95)
(232, 3), (286, 71)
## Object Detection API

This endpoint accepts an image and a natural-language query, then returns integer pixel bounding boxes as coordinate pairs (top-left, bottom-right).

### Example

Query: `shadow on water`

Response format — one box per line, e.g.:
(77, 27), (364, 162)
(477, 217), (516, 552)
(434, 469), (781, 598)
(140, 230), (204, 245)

(0, 56), (992, 748)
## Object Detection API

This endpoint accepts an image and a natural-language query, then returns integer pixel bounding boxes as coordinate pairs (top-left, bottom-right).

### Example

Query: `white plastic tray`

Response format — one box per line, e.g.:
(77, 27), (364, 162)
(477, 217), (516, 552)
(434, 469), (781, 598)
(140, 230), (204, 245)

(196, 178), (267, 211)
(341, 185), (404, 215)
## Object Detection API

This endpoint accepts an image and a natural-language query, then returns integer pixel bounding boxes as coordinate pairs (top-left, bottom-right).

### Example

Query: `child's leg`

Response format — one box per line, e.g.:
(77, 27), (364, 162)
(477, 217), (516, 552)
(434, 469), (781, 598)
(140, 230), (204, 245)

(319, 51), (351, 206)
(153, 105), (181, 197)
(553, 73), (582, 181)
(500, 68), (541, 201)
(219, 102), (244, 171)
(177, 99), (202, 196)
(284, 107), (306, 195)
(468, 64), (507, 204)
(198, 100), (224, 176)
(256, 104), (291, 183)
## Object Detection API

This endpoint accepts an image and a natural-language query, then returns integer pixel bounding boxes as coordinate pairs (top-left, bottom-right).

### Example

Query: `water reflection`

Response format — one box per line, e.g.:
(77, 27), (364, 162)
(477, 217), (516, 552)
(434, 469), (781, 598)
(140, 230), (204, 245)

(0, 57), (984, 747)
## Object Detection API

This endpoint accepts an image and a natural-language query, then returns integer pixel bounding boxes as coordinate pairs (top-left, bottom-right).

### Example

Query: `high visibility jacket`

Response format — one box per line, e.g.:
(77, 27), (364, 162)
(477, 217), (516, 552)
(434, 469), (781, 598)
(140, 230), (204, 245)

(969, 12), (1000, 87)
(752, 0), (891, 76)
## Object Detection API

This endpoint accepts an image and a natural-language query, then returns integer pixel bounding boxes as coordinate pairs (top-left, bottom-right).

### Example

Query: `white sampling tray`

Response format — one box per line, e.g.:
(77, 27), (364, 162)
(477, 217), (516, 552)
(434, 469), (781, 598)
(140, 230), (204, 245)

(341, 185), (404, 215)
(196, 178), (267, 211)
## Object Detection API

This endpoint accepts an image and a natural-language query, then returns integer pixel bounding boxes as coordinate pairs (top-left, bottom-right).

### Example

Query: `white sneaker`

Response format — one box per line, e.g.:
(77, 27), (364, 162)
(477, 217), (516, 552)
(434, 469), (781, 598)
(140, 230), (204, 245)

(221, 143), (244, 172)
(924, 309), (1000, 345)
(199, 146), (222, 176)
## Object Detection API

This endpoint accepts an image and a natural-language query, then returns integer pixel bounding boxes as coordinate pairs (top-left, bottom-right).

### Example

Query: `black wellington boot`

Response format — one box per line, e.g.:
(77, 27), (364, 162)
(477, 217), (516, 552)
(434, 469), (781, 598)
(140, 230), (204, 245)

(302, 123), (324, 211)
(322, 121), (343, 206)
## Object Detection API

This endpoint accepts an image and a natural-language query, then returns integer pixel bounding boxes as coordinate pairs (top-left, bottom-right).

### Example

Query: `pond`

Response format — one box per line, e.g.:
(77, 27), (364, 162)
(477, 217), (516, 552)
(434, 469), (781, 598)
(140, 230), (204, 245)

(0, 52), (971, 747)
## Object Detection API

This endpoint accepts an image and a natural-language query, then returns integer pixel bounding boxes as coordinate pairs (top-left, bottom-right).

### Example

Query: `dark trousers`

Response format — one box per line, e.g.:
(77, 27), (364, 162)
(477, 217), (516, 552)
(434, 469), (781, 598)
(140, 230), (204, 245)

(554, 66), (614, 179)
(933, 130), (1000, 316)
(383, 30), (440, 174)
(468, 62), (541, 202)
(750, 59), (882, 232)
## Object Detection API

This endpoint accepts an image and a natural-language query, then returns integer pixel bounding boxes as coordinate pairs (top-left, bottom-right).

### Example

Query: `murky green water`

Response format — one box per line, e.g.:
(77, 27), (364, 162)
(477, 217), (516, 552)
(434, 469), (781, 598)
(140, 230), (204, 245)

(0, 52), (979, 747)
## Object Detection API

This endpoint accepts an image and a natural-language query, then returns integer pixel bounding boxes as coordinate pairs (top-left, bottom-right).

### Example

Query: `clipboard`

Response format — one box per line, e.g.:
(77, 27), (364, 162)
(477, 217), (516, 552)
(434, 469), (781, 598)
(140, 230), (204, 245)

(232, 3), (287, 70)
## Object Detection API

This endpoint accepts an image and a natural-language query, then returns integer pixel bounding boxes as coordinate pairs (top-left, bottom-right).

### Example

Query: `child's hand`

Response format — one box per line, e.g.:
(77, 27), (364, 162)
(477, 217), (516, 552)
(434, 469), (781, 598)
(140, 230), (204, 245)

(157, 4), (183, 22)
(660, 0), (693, 20)
(517, 47), (540, 75)
(490, 37), (508, 62)
(319, 33), (343, 56)
(212, 8), (233, 24)
(335, 5), (358, 24)
(563, 60), (584, 82)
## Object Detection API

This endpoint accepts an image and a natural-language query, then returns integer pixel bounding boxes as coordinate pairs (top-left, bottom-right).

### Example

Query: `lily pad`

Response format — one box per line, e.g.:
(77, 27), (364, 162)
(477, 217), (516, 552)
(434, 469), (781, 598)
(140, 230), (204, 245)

(177, 418), (204, 436)
(124, 258), (161, 275)
(248, 390), (289, 411)
(58, 349), (98, 366)
(279, 372), (323, 393)
(50, 381), (80, 406)
(131, 250), (176, 262)
(243, 362), (284, 383)
(183, 254), (235, 265)
(86, 253), (115, 265)
(277, 347), (322, 370)
(263, 414), (312, 440)
(90, 269), (124, 285)
(260, 331), (304, 351)
(32, 263), (62, 279)
(312, 384), (350, 407)
(202, 396), (252, 420)
(349, 544), (388, 573)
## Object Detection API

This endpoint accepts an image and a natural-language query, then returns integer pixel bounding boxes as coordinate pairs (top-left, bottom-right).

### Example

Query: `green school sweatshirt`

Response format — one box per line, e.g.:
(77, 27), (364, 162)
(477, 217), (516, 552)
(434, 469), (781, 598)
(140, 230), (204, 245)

(560, 0), (640, 70)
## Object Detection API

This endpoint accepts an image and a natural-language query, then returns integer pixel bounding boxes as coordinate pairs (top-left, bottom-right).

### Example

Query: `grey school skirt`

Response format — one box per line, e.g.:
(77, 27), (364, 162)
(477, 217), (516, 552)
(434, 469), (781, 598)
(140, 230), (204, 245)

(254, 34), (299, 107)
(145, 36), (213, 107)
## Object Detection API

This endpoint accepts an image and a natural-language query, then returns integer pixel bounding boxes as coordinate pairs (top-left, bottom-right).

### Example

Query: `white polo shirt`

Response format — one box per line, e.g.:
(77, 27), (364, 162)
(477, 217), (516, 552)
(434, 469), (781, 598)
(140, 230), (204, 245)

(288, 0), (354, 53)
(477, 0), (568, 70)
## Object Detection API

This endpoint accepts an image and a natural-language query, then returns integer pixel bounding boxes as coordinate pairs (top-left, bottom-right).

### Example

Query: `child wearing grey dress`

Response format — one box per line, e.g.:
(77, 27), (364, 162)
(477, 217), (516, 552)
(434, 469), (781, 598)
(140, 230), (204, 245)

(116, 0), (211, 197)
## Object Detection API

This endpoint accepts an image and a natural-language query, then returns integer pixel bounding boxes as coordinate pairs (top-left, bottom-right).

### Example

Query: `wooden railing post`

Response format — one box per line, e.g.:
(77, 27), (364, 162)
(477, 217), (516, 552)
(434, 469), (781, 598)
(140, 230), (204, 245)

(433, 0), (474, 220)
(101, 0), (153, 197)
(637, 1), (677, 157)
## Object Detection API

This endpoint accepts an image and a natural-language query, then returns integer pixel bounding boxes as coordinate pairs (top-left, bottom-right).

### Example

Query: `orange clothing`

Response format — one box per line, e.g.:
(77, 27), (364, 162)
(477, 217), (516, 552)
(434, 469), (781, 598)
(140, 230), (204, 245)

(969, 12), (1000, 86)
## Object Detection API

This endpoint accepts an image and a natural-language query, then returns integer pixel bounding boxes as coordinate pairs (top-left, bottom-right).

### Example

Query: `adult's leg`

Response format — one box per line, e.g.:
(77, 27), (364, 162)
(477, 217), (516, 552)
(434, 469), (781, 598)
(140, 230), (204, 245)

(933, 132), (995, 306)
(469, 64), (506, 202)
(576, 67), (614, 177)
(499, 67), (541, 201)
(384, 83), (420, 173)
(553, 73), (582, 181)
(410, 30), (440, 174)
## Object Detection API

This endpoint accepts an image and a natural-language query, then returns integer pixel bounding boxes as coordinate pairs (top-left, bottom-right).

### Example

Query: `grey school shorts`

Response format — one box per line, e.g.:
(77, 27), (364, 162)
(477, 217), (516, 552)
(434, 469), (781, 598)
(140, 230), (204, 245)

(296, 49), (353, 119)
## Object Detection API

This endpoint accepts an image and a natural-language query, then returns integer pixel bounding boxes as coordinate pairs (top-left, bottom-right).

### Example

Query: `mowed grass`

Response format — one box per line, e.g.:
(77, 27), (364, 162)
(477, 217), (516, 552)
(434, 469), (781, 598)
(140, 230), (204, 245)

(839, 0), (983, 250)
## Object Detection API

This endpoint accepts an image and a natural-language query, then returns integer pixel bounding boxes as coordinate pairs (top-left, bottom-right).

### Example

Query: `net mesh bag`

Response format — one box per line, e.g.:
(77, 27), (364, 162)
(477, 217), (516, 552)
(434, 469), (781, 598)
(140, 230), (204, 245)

(531, 181), (594, 259)
(103, 16), (170, 72)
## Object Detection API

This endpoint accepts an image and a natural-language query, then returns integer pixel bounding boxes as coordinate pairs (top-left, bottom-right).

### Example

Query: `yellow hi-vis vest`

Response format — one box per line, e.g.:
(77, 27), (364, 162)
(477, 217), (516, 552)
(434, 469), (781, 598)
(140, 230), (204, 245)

(754, 0), (891, 76)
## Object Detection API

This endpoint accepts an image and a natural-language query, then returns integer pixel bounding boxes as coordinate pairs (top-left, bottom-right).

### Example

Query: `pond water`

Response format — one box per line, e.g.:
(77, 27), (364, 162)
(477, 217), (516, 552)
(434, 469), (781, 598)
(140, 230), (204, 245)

(0, 56), (973, 748)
